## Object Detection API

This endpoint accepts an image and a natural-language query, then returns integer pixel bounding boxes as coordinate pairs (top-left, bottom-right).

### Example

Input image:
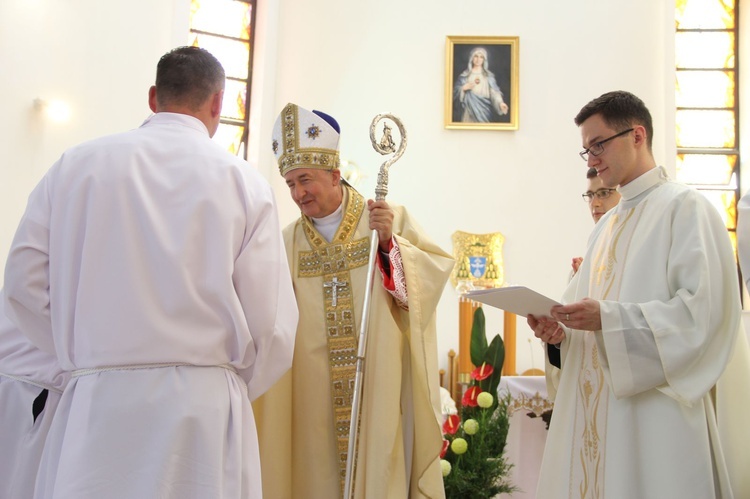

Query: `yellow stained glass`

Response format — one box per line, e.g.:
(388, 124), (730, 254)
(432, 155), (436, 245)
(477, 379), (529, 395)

(676, 0), (734, 29)
(676, 32), (734, 69)
(676, 154), (736, 185)
(190, 0), (252, 40)
(676, 70), (734, 108)
(190, 34), (250, 80)
(728, 230), (737, 262)
(676, 110), (735, 148)
(214, 123), (245, 156)
(699, 189), (736, 230)
(221, 80), (247, 121)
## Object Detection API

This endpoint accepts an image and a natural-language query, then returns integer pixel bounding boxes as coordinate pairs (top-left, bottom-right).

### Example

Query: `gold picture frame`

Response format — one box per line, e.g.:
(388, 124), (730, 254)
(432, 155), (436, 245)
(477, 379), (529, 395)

(445, 36), (519, 130)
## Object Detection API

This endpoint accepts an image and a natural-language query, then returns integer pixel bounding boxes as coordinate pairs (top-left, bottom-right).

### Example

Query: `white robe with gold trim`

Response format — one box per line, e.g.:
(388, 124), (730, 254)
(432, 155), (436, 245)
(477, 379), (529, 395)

(540, 167), (750, 499)
(254, 186), (452, 499)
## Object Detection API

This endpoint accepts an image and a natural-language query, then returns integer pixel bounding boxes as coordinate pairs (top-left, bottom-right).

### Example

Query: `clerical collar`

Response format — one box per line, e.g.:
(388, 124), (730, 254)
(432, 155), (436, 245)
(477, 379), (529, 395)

(311, 200), (344, 243)
(618, 166), (669, 201)
(140, 112), (209, 136)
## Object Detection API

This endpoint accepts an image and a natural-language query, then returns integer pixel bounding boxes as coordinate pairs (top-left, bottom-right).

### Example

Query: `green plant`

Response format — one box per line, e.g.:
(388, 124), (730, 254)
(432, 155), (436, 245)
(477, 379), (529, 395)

(441, 307), (516, 498)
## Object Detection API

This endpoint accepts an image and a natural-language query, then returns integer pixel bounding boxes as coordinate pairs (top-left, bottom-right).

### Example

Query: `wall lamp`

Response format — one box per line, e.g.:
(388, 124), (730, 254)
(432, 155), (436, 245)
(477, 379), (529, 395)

(33, 98), (72, 123)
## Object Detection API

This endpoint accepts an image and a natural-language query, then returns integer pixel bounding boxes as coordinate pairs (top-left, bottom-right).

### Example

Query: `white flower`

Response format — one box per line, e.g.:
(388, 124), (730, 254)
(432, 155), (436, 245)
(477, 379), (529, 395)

(477, 391), (494, 408)
(439, 386), (458, 424)
(441, 459), (452, 477)
(451, 437), (468, 455)
(463, 418), (479, 435)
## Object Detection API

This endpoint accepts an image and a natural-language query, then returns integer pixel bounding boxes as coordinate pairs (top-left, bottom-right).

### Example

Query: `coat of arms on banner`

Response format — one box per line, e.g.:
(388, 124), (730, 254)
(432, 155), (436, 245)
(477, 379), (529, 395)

(450, 231), (505, 289)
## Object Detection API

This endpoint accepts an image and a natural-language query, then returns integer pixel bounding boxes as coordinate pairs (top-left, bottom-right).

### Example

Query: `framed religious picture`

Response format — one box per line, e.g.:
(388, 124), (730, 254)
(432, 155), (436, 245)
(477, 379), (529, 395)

(445, 36), (519, 130)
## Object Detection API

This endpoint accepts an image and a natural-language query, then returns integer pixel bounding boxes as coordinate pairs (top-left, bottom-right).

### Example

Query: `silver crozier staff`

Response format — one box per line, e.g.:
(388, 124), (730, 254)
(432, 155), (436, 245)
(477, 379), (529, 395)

(343, 114), (408, 499)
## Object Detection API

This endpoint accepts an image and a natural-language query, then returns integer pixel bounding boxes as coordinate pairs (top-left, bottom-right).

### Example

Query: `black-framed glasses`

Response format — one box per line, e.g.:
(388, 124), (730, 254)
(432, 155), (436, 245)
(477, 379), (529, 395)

(579, 128), (634, 161)
(582, 188), (617, 202)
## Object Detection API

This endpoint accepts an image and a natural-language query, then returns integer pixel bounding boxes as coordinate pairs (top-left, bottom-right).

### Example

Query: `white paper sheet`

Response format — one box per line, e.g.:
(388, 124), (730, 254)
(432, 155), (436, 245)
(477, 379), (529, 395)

(465, 286), (561, 318)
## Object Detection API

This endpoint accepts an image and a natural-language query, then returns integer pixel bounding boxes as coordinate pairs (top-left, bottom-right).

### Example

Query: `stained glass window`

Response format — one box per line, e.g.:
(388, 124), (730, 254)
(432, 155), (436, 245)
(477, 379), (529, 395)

(675, 0), (739, 262)
(676, 71), (734, 108)
(676, 153), (736, 185)
(190, 0), (257, 158)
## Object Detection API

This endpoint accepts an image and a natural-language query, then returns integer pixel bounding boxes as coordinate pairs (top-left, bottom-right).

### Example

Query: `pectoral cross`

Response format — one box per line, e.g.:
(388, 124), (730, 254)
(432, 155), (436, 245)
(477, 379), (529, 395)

(324, 276), (348, 307)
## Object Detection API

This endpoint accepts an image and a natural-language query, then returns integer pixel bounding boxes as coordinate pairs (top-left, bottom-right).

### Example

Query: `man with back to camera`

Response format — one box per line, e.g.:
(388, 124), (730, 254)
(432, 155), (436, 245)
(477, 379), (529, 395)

(3, 46), (298, 499)
(529, 90), (750, 498)
(253, 103), (453, 499)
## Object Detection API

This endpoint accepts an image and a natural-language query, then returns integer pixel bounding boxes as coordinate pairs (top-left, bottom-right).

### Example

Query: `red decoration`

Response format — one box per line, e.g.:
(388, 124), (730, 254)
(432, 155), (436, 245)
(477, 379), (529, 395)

(471, 362), (494, 381)
(440, 439), (450, 458)
(462, 386), (481, 407)
(443, 414), (460, 435)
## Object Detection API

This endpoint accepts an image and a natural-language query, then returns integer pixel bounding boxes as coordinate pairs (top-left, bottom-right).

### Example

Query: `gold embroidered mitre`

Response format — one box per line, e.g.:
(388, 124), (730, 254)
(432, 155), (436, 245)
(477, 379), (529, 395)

(271, 102), (341, 177)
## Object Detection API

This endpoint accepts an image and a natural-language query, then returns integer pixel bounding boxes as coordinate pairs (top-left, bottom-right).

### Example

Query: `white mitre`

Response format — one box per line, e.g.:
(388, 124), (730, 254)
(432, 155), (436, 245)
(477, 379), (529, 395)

(271, 102), (340, 177)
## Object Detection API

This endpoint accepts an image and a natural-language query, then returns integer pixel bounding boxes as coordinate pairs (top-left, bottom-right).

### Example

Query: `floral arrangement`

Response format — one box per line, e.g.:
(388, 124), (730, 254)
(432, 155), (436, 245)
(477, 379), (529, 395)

(441, 307), (516, 498)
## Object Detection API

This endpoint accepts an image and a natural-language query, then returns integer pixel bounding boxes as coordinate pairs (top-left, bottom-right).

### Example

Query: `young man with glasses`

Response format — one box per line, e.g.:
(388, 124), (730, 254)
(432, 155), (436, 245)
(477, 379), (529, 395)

(582, 166), (621, 224)
(571, 167), (623, 274)
(529, 90), (749, 498)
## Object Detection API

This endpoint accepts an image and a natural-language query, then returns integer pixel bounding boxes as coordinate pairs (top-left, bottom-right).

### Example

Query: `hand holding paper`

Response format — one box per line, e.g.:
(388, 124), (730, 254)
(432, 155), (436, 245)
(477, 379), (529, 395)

(549, 298), (602, 331)
(466, 286), (561, 318)
(527, 314), (565, 345)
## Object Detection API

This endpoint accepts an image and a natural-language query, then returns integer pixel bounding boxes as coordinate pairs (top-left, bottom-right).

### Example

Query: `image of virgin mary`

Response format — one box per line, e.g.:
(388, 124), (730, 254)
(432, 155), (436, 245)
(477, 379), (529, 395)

(453, 47), (509, 123)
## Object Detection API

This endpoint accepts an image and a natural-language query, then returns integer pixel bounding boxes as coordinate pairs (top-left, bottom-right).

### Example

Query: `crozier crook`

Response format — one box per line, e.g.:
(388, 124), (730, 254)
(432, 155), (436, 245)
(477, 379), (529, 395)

(344, 114), (407, 499)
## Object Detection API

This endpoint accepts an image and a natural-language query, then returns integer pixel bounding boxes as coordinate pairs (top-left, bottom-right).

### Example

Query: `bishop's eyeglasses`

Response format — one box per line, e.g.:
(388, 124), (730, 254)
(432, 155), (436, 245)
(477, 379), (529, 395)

(582, 188), (617, 202)
(579, 128), (634, 161)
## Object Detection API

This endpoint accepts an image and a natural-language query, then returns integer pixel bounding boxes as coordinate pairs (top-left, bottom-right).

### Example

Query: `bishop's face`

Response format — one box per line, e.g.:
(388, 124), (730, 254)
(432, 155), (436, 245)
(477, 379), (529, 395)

(580, 113), (638, 188)
(284, 168), (343, 219)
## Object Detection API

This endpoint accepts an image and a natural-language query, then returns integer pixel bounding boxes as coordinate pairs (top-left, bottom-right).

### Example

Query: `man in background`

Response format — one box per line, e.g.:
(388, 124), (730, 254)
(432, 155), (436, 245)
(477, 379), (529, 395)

(4, 46), (297, 498)
(736, 191), (750, 293)
(549, 167), (622, 378)
(570, 167), (622, 274)
(254, 103), (453, 499)
(530, 90), (748, 498)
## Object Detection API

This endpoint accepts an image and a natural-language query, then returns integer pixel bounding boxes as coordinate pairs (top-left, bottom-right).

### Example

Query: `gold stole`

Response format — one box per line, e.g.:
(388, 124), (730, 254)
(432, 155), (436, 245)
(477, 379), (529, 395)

(570, 204), (642, 499)
(296, 185), (370, 496)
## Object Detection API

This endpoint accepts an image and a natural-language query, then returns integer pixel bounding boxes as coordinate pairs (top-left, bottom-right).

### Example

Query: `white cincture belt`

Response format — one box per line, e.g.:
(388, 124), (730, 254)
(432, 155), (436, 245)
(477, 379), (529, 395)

(72, 362), (239, 378)
(0, 371), (64, 394)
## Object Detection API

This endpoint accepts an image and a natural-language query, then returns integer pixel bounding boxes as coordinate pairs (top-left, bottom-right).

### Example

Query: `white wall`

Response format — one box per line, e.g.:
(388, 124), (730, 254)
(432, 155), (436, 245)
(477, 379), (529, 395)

(1, 0), (675, 375)
(0, 0), (188, 279)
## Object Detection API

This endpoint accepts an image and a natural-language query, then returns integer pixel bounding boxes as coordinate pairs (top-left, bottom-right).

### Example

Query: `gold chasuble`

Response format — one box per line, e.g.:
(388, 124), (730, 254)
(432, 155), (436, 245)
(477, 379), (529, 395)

(253, 185), (453, 499)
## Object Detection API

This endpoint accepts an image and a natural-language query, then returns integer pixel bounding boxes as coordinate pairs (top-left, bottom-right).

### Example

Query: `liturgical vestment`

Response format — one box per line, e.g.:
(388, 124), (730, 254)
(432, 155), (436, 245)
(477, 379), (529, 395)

(0, 291), (68, 499)
(254, 185), (453, 499)
(540, 167), (750, 499)
(3, 112), (298, 499)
